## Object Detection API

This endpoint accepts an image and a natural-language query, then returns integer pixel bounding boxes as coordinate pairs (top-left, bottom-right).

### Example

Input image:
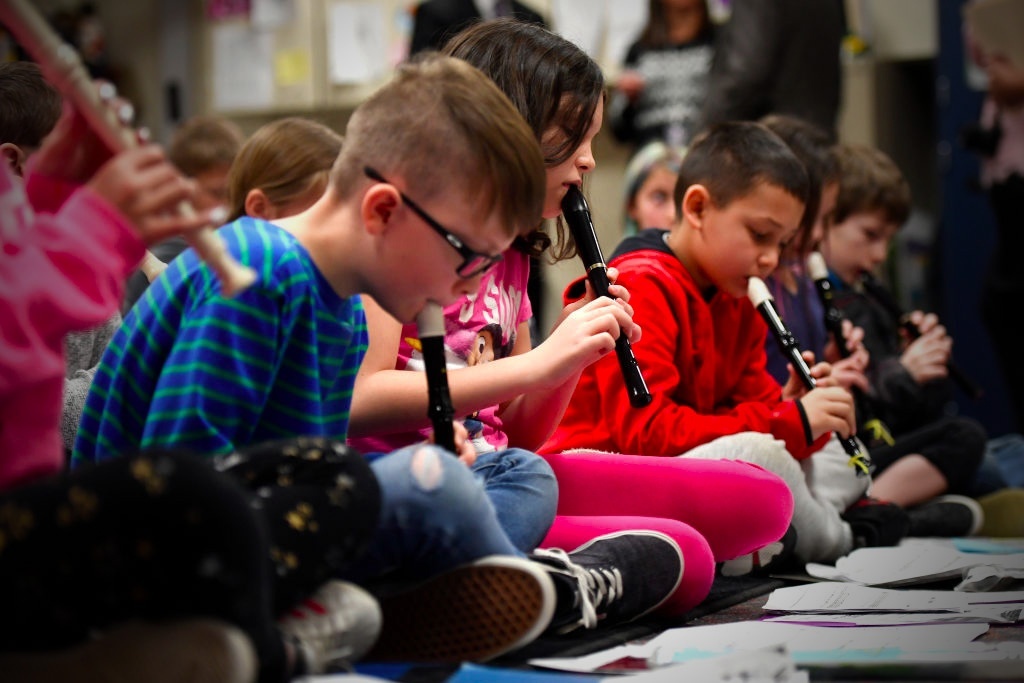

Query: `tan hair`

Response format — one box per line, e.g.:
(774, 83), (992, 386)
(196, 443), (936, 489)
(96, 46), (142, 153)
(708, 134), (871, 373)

(832, 143), (911, 227)
(331, 53), (545, 241)
(226, 117), (342, 222)
(168, 115), (245, 177)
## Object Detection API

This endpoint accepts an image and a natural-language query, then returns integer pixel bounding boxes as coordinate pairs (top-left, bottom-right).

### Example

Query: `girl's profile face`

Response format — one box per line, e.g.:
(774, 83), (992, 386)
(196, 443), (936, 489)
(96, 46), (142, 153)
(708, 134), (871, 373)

(540, 98), (604, 219)
(629, 164), (678, 231)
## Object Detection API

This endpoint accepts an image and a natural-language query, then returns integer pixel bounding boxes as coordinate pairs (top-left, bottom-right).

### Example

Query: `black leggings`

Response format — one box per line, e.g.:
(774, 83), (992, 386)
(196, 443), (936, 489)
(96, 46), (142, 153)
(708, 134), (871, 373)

(869, 416), (987, 494)
(0, 437), (380, 683)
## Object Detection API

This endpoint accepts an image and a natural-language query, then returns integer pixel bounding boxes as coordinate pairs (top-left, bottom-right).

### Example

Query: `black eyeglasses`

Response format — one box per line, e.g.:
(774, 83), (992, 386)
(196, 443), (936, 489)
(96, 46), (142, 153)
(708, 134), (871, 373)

(364, 167), (503, 278)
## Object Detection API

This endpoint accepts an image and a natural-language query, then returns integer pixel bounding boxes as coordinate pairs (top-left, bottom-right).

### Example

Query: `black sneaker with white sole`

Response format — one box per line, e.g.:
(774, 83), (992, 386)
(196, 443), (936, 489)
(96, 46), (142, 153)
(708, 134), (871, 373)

(842, 496), (910, 548)
(907, 494), (984, 538)
(530, 530), (683, 634)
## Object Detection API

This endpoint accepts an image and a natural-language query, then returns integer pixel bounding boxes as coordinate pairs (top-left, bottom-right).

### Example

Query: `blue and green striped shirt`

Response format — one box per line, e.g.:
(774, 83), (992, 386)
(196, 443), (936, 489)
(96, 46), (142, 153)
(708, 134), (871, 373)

(72, 218), (367, 465)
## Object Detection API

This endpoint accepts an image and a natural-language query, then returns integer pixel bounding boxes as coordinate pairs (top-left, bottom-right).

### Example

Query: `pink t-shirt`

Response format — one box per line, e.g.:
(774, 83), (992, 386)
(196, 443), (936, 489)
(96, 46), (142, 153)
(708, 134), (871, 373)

(350, 249), (532, 454)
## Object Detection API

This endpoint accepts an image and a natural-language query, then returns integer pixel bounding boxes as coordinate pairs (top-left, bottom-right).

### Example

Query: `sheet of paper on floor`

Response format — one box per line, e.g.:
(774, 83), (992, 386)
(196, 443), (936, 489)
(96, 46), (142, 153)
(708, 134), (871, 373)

(806, 539), (1024, 587)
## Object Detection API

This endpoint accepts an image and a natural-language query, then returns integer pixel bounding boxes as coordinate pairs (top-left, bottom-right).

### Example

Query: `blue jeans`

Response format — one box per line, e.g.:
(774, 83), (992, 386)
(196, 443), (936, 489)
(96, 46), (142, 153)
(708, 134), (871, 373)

(987, 433), (1024, 488)
(343, 445), (556, 582)
(470, 447), (558, 552)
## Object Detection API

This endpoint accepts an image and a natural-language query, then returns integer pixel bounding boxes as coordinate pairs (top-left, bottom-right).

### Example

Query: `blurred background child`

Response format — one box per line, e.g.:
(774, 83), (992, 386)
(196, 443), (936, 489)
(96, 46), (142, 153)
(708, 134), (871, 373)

(622, 140), (686, 235)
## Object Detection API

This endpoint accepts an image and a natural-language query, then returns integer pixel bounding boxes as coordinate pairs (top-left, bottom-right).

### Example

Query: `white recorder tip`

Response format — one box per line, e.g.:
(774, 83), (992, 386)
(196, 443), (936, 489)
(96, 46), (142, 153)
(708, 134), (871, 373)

(747, 276), (773, 308)
(806, 251), (829, 281)
(416, 300), (445, 337)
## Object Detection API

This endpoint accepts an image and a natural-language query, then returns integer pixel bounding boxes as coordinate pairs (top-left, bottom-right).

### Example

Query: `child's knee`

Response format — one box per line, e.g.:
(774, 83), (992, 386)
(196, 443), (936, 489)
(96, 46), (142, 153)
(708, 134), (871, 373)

(476, 448), (556, 486)
(382, 445), (489, 512)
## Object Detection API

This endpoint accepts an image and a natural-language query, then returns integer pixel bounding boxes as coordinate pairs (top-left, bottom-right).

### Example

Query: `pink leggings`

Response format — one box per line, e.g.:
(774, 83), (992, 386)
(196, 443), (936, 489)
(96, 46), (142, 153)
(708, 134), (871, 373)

(539, 451), (793, 616)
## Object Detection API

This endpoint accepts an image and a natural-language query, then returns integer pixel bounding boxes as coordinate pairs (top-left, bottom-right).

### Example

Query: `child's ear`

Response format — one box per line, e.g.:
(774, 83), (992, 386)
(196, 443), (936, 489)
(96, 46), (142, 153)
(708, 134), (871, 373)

(0, 143), (27, 177)
(244, 188), (271, 219)
(681, 184), (711, 229)
(362, 184), (399, 235)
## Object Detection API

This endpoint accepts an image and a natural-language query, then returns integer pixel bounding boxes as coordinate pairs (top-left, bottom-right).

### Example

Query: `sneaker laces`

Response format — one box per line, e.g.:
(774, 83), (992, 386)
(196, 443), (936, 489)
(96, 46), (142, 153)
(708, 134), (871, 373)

(535, 548), (623, 631)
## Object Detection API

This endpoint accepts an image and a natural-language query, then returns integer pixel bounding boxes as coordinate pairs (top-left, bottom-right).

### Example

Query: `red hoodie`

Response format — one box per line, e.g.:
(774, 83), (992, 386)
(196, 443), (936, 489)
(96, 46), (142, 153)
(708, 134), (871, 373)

(542, 229), (827, 458)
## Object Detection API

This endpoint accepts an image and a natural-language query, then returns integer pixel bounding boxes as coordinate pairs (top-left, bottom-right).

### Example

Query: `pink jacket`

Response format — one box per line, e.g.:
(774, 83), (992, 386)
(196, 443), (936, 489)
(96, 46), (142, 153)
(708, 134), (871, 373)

(0, 163), (143, 490)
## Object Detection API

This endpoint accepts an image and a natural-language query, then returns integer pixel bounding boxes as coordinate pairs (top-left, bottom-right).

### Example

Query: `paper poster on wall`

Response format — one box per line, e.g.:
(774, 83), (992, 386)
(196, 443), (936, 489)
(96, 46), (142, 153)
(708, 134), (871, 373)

(211, 22), (275, 110)
(274, 48), (310, 86)
(551, 0), (604, 60)
(251, 0), (295, 29)
(327, 1), (387, 85)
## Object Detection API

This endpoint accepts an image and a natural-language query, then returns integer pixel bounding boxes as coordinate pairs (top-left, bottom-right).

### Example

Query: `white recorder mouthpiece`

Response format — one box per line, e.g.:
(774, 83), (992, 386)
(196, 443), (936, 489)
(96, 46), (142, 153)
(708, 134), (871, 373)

(806, 251), (829, 281)
(747, 277), (773, 308)
(416, 301), (445, 338)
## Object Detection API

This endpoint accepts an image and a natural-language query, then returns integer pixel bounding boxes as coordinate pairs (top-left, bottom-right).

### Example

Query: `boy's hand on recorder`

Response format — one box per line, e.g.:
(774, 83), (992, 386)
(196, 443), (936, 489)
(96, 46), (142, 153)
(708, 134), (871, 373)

(800, 385), (858, 441)
(901, 327), (952, 384)
(781, 351), (828, 400)
(31, 103), (112, 184)
(830, 356), (871, 393)
(825, 320), (870, 392)
(31, 81), (134, 184)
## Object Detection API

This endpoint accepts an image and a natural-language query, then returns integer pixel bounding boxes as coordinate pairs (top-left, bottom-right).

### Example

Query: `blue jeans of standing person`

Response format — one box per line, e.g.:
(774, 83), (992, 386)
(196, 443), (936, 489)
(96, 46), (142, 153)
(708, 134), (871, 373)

(986, 433), (1024, 488)
(344, 445), (557, 583)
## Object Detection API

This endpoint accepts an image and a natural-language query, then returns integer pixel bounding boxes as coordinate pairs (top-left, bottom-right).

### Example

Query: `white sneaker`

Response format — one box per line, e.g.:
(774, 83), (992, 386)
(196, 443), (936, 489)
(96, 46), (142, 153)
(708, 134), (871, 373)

(278, 580), (382, 674)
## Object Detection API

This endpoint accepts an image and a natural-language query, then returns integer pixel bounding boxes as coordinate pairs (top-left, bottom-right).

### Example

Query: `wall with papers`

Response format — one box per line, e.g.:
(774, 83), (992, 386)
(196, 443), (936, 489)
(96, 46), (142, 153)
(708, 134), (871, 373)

(196, 0), (661, 115)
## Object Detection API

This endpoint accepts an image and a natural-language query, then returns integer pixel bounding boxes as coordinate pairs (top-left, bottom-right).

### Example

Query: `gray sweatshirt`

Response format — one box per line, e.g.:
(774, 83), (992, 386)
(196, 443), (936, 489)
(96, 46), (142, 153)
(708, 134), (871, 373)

(62, 313), (121, 452)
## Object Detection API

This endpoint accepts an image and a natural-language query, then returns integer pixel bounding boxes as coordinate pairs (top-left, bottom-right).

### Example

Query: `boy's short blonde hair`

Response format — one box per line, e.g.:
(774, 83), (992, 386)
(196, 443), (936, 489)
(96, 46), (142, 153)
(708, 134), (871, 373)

(168, 115), (245, 177)
(832, 143), (910, 227)
(331, 54), (545, 241)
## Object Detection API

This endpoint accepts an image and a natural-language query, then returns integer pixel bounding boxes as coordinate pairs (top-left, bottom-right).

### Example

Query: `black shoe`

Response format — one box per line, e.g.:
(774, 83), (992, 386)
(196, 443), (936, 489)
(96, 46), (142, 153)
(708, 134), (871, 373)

(718, 525), (798, 577)
(530, 530), (683, 634)
(842, 496), (910, 548)
(907, 495), (984, 538)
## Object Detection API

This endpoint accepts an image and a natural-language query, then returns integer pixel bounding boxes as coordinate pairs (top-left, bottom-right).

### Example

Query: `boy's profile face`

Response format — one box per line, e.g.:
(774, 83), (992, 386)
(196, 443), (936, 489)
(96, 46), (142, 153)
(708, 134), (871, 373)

(821, 208), (898, 285)
(687, 181), (803, 298)
(369, 186), (514, 324)
(192, 163), (233, 212)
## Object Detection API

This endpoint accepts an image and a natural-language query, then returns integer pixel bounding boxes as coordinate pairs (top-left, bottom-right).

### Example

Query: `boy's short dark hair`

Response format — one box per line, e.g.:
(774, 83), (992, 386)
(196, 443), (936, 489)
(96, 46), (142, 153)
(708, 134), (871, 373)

(332, 53), (545, 241)
(0, 61), (62, 149)
(674, 121), (810, 215)
(832, 143), (911, 227)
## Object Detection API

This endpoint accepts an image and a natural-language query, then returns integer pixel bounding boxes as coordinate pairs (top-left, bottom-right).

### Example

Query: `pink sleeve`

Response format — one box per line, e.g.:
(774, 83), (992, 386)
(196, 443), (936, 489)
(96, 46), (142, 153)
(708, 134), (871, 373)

(0, 167), (144, 394)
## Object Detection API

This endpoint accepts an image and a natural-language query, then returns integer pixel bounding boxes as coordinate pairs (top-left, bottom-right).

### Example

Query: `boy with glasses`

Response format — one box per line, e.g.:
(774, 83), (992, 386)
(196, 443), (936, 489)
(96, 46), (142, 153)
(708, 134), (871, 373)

(73, 54), (683, 664)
